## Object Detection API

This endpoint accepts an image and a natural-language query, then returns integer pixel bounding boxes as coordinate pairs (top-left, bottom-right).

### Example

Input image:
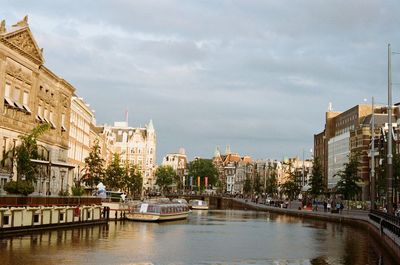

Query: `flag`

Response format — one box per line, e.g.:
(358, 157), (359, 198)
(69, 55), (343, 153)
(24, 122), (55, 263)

(197, 176), (200, 188)
(189, 176), (193, 186)
(205, 176), (208, 188)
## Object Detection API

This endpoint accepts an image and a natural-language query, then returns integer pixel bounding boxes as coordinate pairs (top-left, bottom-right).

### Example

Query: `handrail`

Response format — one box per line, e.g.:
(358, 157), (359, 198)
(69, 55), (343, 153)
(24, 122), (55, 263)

(369, 210), (400, 237)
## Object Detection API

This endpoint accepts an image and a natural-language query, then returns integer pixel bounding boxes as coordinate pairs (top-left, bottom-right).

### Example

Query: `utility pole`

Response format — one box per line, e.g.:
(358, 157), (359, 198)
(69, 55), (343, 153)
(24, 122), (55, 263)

(371, 96), (376, 210)
(387, 43), (393, 214)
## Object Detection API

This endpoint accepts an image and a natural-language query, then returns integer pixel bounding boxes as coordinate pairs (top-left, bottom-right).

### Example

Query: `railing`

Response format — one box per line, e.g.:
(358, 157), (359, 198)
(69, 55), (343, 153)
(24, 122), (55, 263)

(0, 195), (102, 206)
(369, 210), (400, 237)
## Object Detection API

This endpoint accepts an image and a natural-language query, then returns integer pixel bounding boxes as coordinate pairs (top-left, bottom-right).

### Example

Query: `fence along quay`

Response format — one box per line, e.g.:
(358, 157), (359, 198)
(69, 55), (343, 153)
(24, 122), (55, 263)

(0, 196), (110, 237)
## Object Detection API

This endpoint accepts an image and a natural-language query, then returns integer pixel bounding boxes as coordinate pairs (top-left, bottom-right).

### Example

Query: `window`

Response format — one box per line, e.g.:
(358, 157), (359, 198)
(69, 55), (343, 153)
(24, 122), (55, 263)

(87, 210), (91, 219)
(13, 87), (20, 102)
(37, 105), (44, 122)
(22, 91), (31, 113)
(3, 215), (9, 226)
(61, 114), (66, 131)
(49, 111), (56, 128)
(13, 87), (23, 110)
(59, 212), (64, 222)
(44, 108), (49, 123)
(4, 83), (14, 107)
(33, 214), (40, 223)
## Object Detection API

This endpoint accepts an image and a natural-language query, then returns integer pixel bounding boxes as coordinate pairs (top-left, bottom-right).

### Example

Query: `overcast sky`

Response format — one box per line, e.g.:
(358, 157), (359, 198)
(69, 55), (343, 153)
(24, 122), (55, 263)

(3, 1), (400, 162)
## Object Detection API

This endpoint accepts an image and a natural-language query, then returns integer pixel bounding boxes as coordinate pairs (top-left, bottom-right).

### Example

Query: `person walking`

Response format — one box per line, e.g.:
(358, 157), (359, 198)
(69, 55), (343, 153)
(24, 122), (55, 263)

(323, 201), (327, 212)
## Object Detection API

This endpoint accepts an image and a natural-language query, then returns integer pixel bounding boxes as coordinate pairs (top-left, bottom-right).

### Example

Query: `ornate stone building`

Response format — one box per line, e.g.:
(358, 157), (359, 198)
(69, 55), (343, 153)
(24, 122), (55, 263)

(0, 17), (75, 194)
(105, 120), (156, 192)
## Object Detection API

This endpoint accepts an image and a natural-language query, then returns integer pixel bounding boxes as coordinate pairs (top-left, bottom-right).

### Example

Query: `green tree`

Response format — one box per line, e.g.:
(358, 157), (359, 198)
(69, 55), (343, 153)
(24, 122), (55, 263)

(2, 124), (50, 182)
(253, 173), (262, 195)
(308, 157), (325, 198)
(265, 168), (278, 198)
(243, 177), (252, 194)
(335, 153), (361, 201)
(105, 154), (125, 190)
(155, 165), (176, 194)
(125, 165), (143, 198)
(82, 140), (105, 187)
(188, 159), (218, 189)
(280, 162), (300, 200)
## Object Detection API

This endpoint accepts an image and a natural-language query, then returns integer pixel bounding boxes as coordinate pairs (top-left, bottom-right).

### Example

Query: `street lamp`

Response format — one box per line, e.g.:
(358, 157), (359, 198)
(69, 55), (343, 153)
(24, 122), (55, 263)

(386, 43), (400, 214)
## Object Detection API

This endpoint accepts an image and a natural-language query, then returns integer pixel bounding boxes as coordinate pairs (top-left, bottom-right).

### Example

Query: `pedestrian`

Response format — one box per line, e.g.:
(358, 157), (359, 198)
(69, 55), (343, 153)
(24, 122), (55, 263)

(323, 201), (327, 212)
(336, 202), (340, 213)
(327, 202), (331, 213)
(340, 202), (344, 213)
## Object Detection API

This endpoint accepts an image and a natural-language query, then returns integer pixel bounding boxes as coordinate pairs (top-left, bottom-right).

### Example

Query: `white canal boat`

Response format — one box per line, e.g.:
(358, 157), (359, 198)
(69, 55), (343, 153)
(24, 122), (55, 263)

(127, 202), (190, 222)
(189, 200), (209, 210)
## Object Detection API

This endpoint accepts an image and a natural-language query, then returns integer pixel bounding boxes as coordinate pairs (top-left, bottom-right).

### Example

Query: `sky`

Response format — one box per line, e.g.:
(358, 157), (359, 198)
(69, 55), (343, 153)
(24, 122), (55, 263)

(2, 0), (400, 162)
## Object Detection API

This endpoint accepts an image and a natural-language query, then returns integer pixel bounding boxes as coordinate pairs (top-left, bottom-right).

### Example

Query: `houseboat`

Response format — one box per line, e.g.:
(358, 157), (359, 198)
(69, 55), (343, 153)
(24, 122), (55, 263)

(127, 202), (190, 222)
(189, 200), (209, 210)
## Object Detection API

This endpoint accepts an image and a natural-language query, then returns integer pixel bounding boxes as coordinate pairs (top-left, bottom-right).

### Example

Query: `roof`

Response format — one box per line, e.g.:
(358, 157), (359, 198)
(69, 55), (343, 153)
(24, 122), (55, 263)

(362, 114), (397, 127)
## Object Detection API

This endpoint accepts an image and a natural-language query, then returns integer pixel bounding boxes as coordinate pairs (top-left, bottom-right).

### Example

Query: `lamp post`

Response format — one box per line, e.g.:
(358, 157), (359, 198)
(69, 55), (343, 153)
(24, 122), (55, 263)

(371, 96), (376, 210)
(387, 43), (394, 214)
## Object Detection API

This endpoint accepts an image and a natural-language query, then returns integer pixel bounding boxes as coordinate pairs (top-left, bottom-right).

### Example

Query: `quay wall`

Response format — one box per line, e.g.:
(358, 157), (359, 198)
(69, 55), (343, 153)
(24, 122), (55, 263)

(0, 195), (102, 206)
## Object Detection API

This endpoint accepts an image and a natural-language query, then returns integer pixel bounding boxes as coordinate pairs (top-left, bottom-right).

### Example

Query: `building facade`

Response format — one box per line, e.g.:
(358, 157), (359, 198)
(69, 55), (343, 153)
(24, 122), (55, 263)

(68, 96), (95, 185)
(162, 148), (188, 190)
(0, 17), (75, 195)
(105, 120), (156, 192)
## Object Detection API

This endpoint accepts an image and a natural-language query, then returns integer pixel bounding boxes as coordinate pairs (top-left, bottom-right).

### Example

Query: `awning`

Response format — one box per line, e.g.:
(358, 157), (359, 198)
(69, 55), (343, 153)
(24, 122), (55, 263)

(36, 115), (44, 122)
(4, 97), (15, 107)
(23, 104), (32, 114)
(51, 161), (75, 169)
(49, 120), (56, 129)
(14, 101), (24, 110)
(30, 159), (49, 165)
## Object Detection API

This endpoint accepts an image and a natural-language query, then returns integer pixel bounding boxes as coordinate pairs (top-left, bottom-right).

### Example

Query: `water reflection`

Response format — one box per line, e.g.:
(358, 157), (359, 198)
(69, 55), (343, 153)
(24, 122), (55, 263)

(0, 210), (396, 265)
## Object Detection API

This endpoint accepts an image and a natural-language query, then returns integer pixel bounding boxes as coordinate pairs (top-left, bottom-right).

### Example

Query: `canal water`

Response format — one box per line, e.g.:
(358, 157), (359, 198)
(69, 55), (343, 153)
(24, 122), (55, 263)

(0, 210), (396, 265)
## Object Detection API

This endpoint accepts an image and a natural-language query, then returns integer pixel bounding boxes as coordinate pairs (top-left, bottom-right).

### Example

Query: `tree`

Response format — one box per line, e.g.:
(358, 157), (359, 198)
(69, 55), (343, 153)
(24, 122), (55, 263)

(82, 140), (105, 187)
(280, 162), (300, 200)
(1, 124), (50, 182)
(253, 173), (262, 195)
(335, 153), (361, 201)
(105, 154), (125, 190)
(308, 157), (325, 198)
(265, 168), (278, 198)
(243, 177), (252, 194)
(155, 165), (176, 194)
(188, 159), (218, 189)
(124, 165), (143, 198)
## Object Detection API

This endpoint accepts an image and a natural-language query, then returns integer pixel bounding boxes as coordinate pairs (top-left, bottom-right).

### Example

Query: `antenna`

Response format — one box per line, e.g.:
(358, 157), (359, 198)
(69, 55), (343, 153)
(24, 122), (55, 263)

(328, 102), (333, 111)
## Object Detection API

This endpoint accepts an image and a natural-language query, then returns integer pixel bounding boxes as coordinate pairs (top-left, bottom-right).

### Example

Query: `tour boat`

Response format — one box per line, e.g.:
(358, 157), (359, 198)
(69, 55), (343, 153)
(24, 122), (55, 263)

(127, 202), (190, 222)
(189, 199), (209, 210)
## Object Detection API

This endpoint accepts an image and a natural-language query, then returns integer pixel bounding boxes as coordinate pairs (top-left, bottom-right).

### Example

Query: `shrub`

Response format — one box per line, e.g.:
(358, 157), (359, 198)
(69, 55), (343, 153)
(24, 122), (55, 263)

(3, 181), (18, 194)
(4, 180), (34, 196)
(71, 186), (85, 196)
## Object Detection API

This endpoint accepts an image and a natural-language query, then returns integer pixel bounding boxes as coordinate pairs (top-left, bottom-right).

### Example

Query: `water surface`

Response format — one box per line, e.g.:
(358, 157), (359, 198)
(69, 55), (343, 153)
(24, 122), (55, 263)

(0, 210), (395, 265)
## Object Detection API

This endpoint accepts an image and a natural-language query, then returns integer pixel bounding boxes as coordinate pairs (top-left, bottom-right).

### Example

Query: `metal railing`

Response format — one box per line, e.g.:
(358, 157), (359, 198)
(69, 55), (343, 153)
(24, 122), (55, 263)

(369, 210), (400, 237)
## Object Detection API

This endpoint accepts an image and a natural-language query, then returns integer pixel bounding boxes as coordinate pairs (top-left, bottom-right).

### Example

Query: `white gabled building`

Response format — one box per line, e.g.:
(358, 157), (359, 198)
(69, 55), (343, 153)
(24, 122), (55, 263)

(106, 120), (156, 192)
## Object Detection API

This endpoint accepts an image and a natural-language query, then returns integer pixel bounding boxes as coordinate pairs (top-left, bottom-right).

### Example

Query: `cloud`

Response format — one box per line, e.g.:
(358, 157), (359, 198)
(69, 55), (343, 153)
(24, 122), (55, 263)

(2, 0), (400, 161)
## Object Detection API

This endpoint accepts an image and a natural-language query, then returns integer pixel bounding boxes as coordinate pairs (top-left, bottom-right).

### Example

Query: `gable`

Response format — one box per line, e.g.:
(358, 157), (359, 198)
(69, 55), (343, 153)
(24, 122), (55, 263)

(2, 27), (44, 64)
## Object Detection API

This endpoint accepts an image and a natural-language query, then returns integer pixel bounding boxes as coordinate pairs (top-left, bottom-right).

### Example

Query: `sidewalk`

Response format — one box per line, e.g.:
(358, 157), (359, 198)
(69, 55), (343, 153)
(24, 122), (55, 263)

(235, 198), (370, 222)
